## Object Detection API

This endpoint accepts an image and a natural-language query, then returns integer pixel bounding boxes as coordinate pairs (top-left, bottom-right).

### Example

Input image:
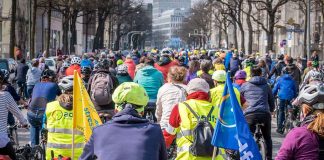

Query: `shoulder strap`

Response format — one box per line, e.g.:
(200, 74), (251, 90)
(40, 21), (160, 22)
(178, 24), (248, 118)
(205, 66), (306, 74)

(182, 102), (200, 120)
(207, 106), (214, 119)
(172, 83), (188, 96)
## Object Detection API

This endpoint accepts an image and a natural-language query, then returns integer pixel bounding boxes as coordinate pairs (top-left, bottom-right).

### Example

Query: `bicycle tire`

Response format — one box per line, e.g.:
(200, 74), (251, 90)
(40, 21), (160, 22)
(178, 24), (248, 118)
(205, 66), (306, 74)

(16, 153), (26, 160)
(30, 145), (44, 160)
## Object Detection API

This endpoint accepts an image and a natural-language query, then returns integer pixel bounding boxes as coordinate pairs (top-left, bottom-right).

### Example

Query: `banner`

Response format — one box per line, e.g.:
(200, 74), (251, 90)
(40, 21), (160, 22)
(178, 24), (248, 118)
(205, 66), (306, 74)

(73, 71), (102, 142)
(211, 72), (262, 160)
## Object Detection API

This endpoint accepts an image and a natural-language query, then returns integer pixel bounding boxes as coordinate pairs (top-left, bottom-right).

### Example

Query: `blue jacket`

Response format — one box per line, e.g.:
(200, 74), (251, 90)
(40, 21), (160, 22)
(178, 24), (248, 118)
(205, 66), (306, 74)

(81, 59), (93, 69)
(240, 76), (275, 115)
(134, 66), (164, 101)
(80, 107), (167, 160)
(272, 74), (297, 101)
(224, 51), (233, 71)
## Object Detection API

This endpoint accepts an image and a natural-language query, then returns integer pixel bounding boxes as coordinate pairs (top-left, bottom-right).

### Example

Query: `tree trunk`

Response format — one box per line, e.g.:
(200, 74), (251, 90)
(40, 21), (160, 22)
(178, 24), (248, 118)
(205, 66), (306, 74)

(114, 22), (121, 50)
(31, 0), (37, 58)
(267, 13), (275, 52)
(85, 21), (89, 52)
(247, 0), (253, 54)
(303, 10), (307, 58)
(218, 28), (222, 48)
(93, 10), (107, 51)
(70, 13), (77, 54)
(62, 11), (69, 54)
(10, 0), (17, 59)
(233, 22), (238, 49)
(46, 0), (51, 58)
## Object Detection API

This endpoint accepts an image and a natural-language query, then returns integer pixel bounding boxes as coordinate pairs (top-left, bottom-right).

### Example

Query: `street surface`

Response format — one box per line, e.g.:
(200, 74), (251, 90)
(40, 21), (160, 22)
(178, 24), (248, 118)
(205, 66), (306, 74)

(16, 109), (285, 157)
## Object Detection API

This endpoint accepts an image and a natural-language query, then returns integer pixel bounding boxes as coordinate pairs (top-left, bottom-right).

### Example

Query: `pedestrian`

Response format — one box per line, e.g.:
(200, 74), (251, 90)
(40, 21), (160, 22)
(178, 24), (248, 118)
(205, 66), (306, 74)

(240, 66), (275, 160)
(156, 66), (187, 129)
(26, 59), (42, 98)
(28, 69), (61, 146)
(16, 58), (29, 99)
(80, 82), (167, 160)
(276, 83), (324, 159)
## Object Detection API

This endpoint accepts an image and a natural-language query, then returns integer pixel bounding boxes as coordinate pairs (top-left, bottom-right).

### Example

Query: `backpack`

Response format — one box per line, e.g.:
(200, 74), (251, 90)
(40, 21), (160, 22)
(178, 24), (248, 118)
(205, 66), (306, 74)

(182, 102), (215, 157)
(90, 71), (114, 106)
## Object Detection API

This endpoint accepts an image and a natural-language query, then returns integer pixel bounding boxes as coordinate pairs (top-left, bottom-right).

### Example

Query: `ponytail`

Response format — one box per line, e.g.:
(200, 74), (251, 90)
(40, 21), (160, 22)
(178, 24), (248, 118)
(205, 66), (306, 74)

(307, 110), (324, 138)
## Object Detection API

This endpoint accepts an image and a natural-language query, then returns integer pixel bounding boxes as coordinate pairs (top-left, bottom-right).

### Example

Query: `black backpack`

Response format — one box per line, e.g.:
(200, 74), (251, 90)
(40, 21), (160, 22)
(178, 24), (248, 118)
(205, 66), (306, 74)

(182, 102), (214, 157)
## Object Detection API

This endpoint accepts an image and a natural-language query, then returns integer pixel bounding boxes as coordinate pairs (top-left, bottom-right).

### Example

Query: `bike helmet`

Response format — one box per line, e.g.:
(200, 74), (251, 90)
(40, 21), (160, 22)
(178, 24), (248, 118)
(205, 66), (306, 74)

(309, 70), (323, 82)
(245, 59), (254, 67)
(116, 64), (128, 75)
(58, 75), (74, 92)
(112, 82), (149, 111)
(71, 56), (81, 65)
(41, 69), (56, 79)
(97, 59), (110, 70)
(81, 66), (92, 76)
(161, 48), (171, 57)
(212, 70), (226, 82)
(277, 54), (284, 60)
(116, 59), (124, 66)
(297, 83), (324, 109)
(312, 61), (319, 68)
(62, 62), (70, 68)
(234, 70), (247, 80)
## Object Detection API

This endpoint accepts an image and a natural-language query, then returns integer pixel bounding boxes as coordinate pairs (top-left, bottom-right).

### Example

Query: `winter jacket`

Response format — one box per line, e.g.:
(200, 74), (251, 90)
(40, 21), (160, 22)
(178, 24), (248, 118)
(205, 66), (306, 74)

(269, 60), (286, 78)
(284, 64), (302, 88)
(156, 83), (187, 129)
(65, 64), (81, 76)
(230, 57), (240, 74)
(116, 74), (133, 84)
(154, 60), (178, 82)
(240, 76), (275, 115)
(26, 67), (42, 86)
(124, 59), (136, 79)
(276, 125), (319, 160)
(16, 62), (29, 83)
(79, 107), (167, 160)
(134, 66), (164, 101)
(272, 74), (297, 101)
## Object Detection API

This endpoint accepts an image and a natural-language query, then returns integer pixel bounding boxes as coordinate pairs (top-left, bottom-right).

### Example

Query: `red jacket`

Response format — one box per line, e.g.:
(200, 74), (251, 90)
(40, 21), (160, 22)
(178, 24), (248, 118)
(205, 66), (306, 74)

(65, 64), (81, 76)
(163, 91), (209, 148)
(124, 59), (136, 79)
(154, 61), (178, 82)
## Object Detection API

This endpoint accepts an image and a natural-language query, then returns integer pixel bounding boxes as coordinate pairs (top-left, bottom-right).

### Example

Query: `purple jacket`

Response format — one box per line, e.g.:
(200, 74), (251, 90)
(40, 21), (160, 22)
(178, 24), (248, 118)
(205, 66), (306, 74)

(276, 125), (319, 160)
(79, 107), (167, 160)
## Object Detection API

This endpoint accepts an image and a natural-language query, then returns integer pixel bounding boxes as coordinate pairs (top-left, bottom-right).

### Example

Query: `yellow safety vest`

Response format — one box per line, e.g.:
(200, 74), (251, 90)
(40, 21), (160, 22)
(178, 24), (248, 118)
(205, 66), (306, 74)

(176, 99), (226, 160)
(45, 101), (84, 160)
(244, 66), (252, 81)
(210, 84), (242, 109)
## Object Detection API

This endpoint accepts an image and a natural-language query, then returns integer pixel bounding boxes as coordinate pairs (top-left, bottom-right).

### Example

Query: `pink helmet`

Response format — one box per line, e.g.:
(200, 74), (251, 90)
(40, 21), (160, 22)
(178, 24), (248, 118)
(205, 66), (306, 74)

(234, 70), (247, 80)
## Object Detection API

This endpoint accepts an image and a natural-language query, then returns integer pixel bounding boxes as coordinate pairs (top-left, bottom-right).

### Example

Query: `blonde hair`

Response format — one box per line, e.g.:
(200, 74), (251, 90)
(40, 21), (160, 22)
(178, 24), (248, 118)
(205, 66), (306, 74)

(168, 66), (187, 83)
(307, 110), (324, 138)
(57, 94), (73, 104)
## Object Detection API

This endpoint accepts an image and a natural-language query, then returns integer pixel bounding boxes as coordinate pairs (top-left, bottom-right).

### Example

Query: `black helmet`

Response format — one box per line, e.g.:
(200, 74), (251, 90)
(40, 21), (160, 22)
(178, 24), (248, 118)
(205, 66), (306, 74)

(277, 54), (284, 60)
(97, 59), (110, 70)
(81, 66), (92, 76)
(0, 69), (10, 81)
(41, 69), (56, 79)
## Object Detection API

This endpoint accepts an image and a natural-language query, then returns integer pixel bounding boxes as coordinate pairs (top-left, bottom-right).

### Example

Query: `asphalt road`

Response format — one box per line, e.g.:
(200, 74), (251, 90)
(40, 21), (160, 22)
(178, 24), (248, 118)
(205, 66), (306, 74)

(16, 109), (285, 158)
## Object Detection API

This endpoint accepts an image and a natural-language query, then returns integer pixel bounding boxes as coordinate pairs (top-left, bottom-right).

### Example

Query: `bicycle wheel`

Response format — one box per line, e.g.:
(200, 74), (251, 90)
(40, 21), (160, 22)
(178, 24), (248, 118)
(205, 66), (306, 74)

(30, 145), (44, 160)
(16, 154), (26, 160)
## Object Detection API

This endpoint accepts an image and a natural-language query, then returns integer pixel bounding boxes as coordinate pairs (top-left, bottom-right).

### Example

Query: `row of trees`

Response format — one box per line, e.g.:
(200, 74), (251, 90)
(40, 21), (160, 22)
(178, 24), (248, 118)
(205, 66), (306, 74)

(181, 0), (324, 55)
(9, 0), (149, 58)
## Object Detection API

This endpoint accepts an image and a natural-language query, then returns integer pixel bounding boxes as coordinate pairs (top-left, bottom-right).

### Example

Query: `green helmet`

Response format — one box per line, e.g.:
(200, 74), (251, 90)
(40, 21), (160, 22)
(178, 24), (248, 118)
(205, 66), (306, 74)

(112, 82), (149, 108)
(312, 61), (319, 68)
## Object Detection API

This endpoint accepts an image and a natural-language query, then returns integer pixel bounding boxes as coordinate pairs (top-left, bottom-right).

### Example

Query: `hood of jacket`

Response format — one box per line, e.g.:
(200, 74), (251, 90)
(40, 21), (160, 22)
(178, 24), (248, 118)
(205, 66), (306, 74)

(157, 56), (171, 66)
(249, 76), (268, 85)
(31, 67), (40, 73)
(281, 74), (293, 80)
(138, 66), (158, 76)
(111, 106), (148, 124)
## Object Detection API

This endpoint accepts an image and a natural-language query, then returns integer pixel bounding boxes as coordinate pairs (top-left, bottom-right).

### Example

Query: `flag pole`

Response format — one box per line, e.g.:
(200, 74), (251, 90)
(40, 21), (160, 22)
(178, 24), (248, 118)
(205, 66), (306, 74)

(212, 147), (218, 160)
(71, 71), (77, 160)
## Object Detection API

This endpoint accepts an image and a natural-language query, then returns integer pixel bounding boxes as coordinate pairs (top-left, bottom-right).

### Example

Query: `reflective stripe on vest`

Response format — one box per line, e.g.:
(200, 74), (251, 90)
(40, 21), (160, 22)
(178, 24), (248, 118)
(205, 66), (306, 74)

(177, 129), (193, 139)
(47, 143), (84, 149)
(47, 128), (83, 135)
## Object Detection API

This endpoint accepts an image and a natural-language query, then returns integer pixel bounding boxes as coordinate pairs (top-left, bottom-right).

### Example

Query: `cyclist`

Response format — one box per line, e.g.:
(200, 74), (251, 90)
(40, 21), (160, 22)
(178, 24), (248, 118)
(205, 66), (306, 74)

(28, 69), (61, 146)
(163, 78), (225, 160)
(0, 70), (28, 160)
(26, 59), (42, 98)
(276, 83), (324, 160)
(154, 49), (179, 82)
(65, 56), (82, 76)
(283, 56), (301, 90)
(80, 82), (167, 160)
(268, 54), (286, 79)
(16, 58), (29, 99)
(45, 75), (84, 160)
(80, 53), (94, 69)
(243, 58), (254, 81)
(156, 66), (187, 129)
(272, 69), (297, 134)
(240, 66), (275, 160)
(233, 70), (247, 90)
(115, 64), (132, 84)
(302, 61), (322, 87)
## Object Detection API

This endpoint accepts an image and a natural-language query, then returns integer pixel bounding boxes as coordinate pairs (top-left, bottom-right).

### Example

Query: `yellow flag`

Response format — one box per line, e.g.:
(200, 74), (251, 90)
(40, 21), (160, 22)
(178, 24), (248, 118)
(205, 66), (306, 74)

(73, 71), (102, 142)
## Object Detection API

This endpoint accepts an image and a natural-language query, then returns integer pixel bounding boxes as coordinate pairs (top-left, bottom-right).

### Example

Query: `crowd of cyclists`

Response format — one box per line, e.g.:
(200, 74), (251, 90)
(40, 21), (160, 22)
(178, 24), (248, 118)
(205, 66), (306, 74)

(0, 47), (323, 160)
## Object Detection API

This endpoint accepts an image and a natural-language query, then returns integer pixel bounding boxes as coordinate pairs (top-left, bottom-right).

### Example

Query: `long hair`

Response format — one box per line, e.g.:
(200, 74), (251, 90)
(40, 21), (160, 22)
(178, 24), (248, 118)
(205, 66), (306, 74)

(307, 109), (324, 138)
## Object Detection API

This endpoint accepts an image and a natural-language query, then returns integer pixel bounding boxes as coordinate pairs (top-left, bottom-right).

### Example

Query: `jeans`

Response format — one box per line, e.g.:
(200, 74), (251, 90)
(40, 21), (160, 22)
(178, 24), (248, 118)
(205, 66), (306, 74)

(27, 85), (35, 98)
(278, 99), (290, 130)
(245, 112), (273, 160)
(27, 111), (44, 146)
(17, 81), (27, 99)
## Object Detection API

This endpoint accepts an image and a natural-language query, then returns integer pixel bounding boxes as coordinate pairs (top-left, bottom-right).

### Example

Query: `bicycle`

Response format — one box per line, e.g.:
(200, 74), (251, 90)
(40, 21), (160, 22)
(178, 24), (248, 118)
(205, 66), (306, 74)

(254, 123), (266, 160)
(167, 140), (177, 160)
(40, 129), (48, 160)
(7, 124), (19, 148)
(16, 144), (43, 160)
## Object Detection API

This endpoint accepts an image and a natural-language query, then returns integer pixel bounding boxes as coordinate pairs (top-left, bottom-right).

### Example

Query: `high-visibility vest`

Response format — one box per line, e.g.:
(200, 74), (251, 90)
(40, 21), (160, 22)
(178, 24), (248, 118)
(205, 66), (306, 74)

(244, 66), (252, 81)
(45, 101), (84, 160)
(176, 99), (226, 160)
(210, 84), (242, 109)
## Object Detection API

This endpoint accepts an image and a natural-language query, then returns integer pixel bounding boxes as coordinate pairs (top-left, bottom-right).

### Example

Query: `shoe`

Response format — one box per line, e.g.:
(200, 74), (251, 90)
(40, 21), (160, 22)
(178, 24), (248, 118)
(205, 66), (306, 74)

(276, 128), (284, 134)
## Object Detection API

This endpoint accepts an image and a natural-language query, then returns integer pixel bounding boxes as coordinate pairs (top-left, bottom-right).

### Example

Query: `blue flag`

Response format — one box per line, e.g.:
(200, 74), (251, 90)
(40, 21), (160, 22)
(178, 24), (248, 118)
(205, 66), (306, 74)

(211, 72), (262, 160)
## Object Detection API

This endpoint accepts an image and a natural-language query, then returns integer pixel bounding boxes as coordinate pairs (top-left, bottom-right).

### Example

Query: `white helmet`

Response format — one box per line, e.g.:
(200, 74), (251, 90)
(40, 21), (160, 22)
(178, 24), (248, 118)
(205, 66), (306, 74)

(59, 75), (74, 92)
(297, 83), (324, 109)
(71, 56), (81, 65)
(161, 48), (171, 56)
(62, 62), (70, 68)
(116, 64), (128, 74)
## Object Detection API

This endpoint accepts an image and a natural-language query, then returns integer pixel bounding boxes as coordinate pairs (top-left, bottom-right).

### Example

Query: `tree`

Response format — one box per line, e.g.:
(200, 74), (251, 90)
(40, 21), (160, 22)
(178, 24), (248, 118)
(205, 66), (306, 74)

(31, 0), (37, 58)
(10, 0), (17, 58)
